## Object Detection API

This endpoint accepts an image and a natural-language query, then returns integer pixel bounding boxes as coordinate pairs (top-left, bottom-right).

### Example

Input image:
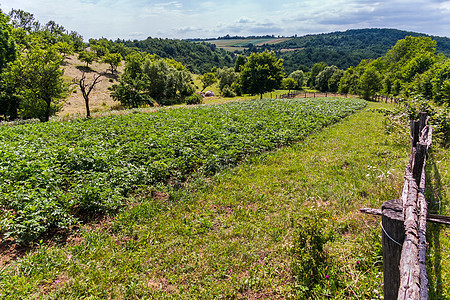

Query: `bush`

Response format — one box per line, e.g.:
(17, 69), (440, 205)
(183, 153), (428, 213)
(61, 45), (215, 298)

(185, 93), (203, 105)
(292, 209), (336, 298)
(221, 85), (236, 98)
(378, 96), (450, 147)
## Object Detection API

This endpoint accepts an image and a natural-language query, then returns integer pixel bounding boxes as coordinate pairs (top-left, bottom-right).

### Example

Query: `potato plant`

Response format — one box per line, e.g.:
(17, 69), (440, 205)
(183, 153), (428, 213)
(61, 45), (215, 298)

(0, 97), (366, 244)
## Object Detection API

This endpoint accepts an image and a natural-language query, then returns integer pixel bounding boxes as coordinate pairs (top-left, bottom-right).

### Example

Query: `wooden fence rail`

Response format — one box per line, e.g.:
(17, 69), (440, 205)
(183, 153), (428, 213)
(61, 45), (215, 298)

(277, 91), (354, 99)
(360, 112), (444, 300)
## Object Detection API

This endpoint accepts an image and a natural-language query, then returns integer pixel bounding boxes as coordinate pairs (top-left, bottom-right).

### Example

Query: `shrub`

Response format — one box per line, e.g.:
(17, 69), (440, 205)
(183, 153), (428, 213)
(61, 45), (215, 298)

(185, 93), (203, 105)
(222, 85), (236, 98)
(291, 209), (337, 298)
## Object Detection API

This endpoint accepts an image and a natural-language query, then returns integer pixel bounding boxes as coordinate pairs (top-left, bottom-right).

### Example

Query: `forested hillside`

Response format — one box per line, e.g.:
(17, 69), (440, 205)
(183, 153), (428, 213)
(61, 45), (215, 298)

(131, 29), (450, 74)
(260, 29), (450, 73)
(118, 38), (235, 73)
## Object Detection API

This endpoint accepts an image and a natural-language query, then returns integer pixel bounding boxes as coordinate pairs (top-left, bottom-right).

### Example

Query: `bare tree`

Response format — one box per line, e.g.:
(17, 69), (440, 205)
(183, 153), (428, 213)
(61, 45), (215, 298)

(74, 71), (102, 118)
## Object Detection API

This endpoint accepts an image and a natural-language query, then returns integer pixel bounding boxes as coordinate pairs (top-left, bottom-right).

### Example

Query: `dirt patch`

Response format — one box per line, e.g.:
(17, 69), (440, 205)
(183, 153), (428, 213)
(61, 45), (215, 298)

(0, 240), (32, 267)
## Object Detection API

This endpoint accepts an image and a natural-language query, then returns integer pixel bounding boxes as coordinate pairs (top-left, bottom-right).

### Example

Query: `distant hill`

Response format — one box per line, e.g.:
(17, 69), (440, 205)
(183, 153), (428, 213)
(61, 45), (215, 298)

(268, 28), (450, 73)
(113, 29), (450, 74)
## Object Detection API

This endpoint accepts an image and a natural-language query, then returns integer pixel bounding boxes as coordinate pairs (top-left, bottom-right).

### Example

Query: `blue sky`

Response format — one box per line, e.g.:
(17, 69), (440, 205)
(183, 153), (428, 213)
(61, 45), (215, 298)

(1, 0), (449, 40)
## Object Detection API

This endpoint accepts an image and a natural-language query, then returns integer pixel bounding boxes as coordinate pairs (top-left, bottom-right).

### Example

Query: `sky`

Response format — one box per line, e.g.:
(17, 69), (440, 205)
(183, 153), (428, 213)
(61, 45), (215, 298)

(1, 0), (449, 41)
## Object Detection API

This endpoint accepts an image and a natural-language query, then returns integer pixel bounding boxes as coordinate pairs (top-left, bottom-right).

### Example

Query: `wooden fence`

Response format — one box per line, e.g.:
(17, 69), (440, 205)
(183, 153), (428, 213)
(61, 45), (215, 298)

(361, 112), (450, 299)
(278, 91), (353, 99)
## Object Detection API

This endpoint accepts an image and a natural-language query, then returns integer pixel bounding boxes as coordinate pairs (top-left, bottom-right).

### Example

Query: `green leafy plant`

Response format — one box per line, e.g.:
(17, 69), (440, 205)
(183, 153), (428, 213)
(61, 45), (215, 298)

(185, 93), (203, 105)
(291, 209), (337, 298)
(0, 97), (366, 244)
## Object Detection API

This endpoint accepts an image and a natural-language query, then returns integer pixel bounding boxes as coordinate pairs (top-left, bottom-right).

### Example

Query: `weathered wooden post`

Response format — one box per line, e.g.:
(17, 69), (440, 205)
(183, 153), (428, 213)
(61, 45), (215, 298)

(382, 199), (405, 299)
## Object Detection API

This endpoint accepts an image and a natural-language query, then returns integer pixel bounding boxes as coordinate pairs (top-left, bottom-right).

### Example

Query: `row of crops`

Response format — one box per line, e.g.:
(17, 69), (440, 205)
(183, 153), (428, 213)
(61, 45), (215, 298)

(0, 98), (366, 244)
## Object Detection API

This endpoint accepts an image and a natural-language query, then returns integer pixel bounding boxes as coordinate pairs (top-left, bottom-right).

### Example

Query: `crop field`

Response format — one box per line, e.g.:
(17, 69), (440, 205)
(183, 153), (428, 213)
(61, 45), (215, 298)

(0, 97), (366, 245)
(206, 38), (291, 51)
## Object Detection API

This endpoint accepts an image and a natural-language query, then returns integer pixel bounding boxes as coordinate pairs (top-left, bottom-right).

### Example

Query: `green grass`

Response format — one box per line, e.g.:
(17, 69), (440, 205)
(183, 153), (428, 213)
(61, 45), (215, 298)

(1, 102), (449, 299)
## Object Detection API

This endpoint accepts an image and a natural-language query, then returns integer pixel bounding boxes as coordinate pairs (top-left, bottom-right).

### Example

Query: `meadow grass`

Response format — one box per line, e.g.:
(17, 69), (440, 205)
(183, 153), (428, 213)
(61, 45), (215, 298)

(1, 102), (449, 299)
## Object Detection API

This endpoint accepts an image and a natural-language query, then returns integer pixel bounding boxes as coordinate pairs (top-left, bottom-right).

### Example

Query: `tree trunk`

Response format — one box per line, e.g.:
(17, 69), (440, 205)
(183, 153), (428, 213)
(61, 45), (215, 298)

(84, 96), (91, 118)
(44, 98), (51, 122)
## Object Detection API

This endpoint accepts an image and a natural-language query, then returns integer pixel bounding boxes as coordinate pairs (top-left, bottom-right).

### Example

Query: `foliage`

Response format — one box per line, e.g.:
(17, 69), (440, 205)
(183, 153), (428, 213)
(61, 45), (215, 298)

(0, 97), (365, 244)
(292, 209), (335, 297)
(315, 65), (341, 92)
(239, 50), (284, 99)
(234, 54), (247, 72)
(282, 77), (297, 92)
(0, 11), (16, 72)
(118, 37), (234, 73)
(101, 52), (123, 74)
(221, 85), (236, 97)
(199, 72), (217, 92)
(378, 96), (450, 146)
(54, 41), (74, 57)
(289, 70), (304, 88)
(8, 9), (41, 32)
(1, 45), (67, 122)
(359, 65), (382, 100)
(185, 93), (203, 105)
(78, 50), (97, 67)
(308, 62), (327, 87)
(217, 67), (239, 92)
(110, 54), (194, 107)
(264, 28), (450, 73)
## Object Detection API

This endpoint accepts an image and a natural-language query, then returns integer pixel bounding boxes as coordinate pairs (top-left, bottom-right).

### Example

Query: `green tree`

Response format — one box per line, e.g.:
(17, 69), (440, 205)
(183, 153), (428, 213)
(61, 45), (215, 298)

(91, 43), (109, 58)
(239, 50), (284, 99)
(328, 69), (344, 93)
(8, 9), (40, 32)
(3, 46), (68, 121)
(315, 66), (338, 92)
(282, 77), (297, 93)
(54, 41), (74, 58)
(234, 54), (247, 72)
(110, 54), (153, 108)
(427, 59), (450, 105)
(200, 72), (217, 92)
(289, 70), (304, 89)
(111, 55), (194, 107)
(78, 50), (97, 67)
(69, 31), (85, 52)
(359, 65), (382, 100)
(338, 60), (370, 94)
(0, 15), (16, 72)
(308, 62), (327, 87)
(217, 67), (239, 92)
(102, 52), (123, 74)
(386, 36), (436, 65)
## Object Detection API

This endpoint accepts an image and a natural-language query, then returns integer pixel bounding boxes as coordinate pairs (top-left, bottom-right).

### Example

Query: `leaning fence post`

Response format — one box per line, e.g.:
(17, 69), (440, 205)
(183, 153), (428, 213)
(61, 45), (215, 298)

(382, 199), (404, 300)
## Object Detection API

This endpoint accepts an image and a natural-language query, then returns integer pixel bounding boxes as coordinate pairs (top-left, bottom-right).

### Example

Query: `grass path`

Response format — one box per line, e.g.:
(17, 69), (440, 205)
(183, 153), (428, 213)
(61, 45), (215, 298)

(1, 102), (449, 299)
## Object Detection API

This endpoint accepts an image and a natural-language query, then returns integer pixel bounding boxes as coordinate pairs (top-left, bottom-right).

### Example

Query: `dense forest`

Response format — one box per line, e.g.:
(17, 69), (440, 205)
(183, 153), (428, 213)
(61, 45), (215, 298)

(265, 29), (450, 73)
(118, 38), (235, 74)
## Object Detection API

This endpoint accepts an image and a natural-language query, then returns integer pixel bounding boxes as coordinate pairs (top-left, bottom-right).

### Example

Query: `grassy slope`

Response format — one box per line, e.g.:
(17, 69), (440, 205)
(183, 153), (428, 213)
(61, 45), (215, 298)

(60, 55), (124, 117)
(1, 102), (449, 299)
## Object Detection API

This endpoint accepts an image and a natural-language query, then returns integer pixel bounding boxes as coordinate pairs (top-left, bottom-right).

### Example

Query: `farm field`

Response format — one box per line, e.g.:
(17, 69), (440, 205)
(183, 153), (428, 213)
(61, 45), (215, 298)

(205, 37), (291, 52)
(0, 97), (366, 244)
(0, 100), (449, 299)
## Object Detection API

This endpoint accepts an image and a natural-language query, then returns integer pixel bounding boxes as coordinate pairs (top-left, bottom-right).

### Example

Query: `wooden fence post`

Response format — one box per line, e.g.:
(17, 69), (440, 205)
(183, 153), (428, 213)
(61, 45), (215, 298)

(382, 199), (405, 299)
